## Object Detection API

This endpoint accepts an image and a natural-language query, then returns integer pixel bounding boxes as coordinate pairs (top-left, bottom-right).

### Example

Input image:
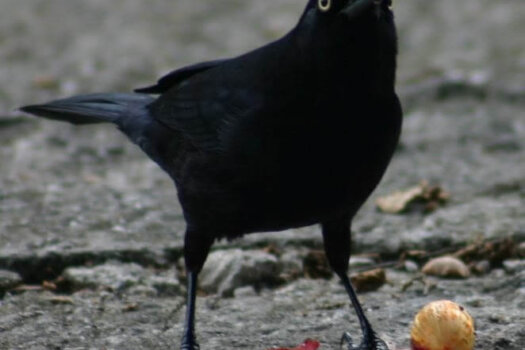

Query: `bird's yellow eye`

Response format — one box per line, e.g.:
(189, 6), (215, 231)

(318, 0), (331, 12)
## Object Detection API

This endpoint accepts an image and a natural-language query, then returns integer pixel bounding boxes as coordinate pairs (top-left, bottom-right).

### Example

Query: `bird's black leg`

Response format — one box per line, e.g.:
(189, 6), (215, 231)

(321, 216), (388, 350)
(181, 271), (200, 350)
(337, 272), (388, 350)
(180, 228), (213, 350)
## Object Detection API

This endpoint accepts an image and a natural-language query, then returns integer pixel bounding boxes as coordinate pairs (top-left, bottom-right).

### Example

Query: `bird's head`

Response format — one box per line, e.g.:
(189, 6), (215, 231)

(297, 0), (398, 91)
(311, 0), (392, 19)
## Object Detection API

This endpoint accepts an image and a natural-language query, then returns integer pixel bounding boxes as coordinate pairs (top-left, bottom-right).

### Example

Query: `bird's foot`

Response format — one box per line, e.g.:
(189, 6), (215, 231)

(340, 331), (389, 350)
(181, 334), (200, 350)
(181, 342), (200, 350)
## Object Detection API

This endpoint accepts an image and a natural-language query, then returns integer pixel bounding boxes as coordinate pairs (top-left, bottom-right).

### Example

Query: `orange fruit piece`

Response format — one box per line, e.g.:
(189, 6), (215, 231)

(411, 300), (475, 350)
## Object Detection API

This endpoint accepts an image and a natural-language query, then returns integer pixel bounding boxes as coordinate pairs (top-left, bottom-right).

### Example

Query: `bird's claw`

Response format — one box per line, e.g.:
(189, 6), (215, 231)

(340, 332), (389, 350)
(181, 334), (200, 350)
(180, 343), (200, 350)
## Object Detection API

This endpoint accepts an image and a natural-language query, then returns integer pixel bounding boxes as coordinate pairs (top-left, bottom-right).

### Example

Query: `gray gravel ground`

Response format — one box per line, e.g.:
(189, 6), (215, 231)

(1, 0), (524, 349)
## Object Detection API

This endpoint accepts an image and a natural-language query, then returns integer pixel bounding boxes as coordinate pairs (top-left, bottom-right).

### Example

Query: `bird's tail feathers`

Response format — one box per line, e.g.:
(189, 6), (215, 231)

(20, 93), (155, 125)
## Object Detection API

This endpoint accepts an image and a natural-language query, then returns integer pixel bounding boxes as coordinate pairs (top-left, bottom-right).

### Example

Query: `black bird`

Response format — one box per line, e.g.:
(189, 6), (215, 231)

(21, 0), (402, 349)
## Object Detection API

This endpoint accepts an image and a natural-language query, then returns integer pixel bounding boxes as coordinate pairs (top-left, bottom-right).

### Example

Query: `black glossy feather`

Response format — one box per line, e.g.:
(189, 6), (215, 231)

(134, 58), (230, 94)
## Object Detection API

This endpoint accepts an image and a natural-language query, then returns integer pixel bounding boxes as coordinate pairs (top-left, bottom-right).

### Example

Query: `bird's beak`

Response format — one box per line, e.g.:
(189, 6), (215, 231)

(339, 0), (382, 20)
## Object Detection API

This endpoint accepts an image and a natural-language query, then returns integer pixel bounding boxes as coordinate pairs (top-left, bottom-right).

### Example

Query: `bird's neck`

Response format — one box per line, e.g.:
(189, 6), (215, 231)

(293, 8), (398, 96)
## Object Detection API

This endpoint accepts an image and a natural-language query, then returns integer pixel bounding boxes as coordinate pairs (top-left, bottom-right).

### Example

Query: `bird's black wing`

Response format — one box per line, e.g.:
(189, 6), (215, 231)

(149, 72), (264, 153)
(135, 58), (230, 94)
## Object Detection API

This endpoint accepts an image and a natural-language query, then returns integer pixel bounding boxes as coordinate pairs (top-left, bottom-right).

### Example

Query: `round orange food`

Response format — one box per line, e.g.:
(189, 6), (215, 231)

(411, 300), (475, 350)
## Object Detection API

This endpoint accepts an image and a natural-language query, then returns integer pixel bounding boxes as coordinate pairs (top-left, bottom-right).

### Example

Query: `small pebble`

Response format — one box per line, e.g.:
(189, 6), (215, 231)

(517, 242), (525, 258)
(472, 260), (491, 275)
(404, 260), (419, 273)
(350, 268), (386, 293)
(0, 270), (22, 292)
(233, 286), (257, 298)
(502, 259), (525, 274)
(422, 256), (470, 279)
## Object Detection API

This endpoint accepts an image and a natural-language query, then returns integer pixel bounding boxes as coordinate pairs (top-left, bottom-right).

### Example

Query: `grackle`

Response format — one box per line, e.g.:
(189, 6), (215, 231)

(21, 0), (402, 349)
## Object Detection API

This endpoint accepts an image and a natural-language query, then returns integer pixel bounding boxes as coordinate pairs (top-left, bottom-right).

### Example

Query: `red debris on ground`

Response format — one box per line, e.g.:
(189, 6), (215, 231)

(268, 339), (321, 350)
